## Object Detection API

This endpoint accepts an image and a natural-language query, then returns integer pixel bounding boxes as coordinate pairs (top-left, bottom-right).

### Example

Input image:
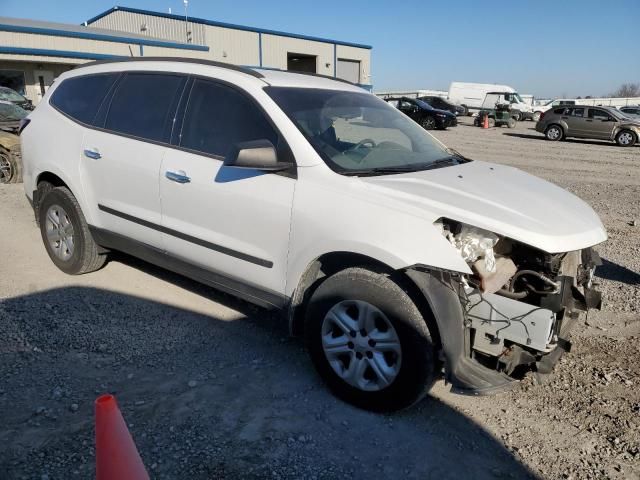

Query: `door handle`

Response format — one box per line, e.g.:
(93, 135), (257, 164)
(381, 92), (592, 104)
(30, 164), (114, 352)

(165, 170), (191, 184)
(84, 148), (101, 160)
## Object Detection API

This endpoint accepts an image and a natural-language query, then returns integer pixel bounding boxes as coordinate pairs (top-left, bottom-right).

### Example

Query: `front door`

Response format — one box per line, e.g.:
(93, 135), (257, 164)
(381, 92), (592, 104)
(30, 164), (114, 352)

(160, 78), (295, 301)
(32, 70), (54, 104)
(585, 108), (616, 139)
(81, 72), (187, 248)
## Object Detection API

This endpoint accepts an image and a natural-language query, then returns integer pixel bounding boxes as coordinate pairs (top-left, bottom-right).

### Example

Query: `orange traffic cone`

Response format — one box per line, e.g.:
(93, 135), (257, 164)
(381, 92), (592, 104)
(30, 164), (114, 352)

(95, 394), (149, 480)
(482, 114), (489, 129)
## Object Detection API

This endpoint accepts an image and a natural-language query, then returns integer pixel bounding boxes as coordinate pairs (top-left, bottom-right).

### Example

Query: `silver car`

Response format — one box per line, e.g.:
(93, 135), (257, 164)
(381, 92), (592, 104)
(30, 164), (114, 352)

(536, 105), (640, 147)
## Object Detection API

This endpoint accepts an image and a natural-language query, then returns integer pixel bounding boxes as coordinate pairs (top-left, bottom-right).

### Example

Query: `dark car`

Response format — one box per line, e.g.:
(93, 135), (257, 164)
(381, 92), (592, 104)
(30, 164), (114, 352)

(384, 97), (457, 130)
(0, 86), (34, 111)
(419, 96), (466, 116)
(0, 101), (29, 133)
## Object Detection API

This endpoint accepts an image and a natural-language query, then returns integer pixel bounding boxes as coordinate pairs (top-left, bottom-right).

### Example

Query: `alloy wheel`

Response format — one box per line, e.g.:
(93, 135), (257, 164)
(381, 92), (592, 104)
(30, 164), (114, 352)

(45, 204), (75, 261)
(618, 132), (633, 145)
(321, 300), (402, 391)
(0, 152), (11, 184)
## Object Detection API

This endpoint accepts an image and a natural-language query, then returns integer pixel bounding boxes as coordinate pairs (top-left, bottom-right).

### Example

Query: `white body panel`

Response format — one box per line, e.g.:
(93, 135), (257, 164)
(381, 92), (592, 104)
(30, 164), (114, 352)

(80, 129), (165, 249)
(535, 97), (640, 114)
(160, 148), (295, 294)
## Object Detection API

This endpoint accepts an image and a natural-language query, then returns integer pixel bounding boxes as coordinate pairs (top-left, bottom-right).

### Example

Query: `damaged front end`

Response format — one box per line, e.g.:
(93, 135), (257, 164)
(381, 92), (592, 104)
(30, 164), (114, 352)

(406, 219), (603, 395)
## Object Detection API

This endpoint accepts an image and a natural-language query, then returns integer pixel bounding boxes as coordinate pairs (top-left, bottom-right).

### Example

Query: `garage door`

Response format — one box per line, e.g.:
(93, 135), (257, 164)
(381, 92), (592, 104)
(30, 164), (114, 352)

(337, 59), (360, 84)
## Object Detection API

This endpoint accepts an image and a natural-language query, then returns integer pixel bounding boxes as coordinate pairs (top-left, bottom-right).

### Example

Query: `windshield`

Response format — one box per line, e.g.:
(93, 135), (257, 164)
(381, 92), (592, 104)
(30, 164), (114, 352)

(513, 93), (524, 103)
(0, 88), (26, 102)
(265, 87), (464, 176)
(0, 101), (27, 121)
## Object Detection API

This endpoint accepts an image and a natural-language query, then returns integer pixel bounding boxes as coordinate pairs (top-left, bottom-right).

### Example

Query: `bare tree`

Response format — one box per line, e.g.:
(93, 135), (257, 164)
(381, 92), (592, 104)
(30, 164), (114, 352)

(609, 83), (640, 97)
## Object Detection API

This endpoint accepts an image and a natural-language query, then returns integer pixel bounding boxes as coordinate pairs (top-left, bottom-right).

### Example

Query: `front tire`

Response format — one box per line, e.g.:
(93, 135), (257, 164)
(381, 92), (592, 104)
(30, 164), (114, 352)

(305, 267), (437, 412)
(615, 130), (637, 147)
(545, 124), (563, 141)
(38, 186), (106, 275)
(507, 118), (517, 128)
(532, 111), (541, 122)
(421, 116), (436, 130)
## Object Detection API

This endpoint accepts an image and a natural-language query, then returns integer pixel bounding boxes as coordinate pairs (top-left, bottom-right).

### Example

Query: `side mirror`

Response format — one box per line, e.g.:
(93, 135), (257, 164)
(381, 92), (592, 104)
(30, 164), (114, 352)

(223, 139), (293, 171)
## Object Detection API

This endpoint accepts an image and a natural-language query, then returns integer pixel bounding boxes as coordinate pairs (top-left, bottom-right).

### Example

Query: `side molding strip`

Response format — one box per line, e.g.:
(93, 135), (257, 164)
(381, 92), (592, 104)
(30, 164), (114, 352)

(97, 204), (273, 268)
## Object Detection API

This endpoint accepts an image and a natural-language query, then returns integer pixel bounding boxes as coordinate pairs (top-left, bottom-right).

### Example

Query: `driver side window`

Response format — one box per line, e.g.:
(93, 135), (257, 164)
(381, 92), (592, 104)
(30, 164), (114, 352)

(589, 109), (613, 121)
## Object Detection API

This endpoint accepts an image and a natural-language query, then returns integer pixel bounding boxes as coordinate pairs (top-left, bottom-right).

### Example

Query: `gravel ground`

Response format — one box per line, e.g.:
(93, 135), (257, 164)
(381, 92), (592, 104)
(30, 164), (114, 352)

(0, 118), (638, 479)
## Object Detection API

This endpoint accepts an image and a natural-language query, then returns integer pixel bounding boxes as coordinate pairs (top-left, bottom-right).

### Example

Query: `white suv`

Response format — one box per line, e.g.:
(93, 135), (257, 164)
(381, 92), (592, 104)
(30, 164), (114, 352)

(21, 58), (607, 411)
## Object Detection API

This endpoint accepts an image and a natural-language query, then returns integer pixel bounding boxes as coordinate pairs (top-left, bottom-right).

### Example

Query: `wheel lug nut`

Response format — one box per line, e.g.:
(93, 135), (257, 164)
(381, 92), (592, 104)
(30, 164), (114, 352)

(355, 352), (363, 359)
(368, 339), (376, 347)
(349, 330), (356, 338)
(359, 329), (367, 336)
(347, 342), (354, 349)
(366, 351), (373, 359)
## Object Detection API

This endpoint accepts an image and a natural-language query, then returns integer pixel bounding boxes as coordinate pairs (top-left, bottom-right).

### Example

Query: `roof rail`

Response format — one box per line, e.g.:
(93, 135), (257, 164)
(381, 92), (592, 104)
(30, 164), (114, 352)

(76, 56), (264, 79)
(249, 66), (358, 87)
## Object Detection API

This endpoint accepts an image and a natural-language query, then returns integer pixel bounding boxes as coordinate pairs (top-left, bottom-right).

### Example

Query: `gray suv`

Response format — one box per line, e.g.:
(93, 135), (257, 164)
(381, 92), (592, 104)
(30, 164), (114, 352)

(536, 105), (639, 147)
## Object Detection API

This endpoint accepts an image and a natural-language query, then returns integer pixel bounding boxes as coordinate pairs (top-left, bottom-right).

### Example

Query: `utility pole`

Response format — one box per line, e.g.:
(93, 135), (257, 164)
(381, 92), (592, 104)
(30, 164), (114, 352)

(183, 0), (190, 43)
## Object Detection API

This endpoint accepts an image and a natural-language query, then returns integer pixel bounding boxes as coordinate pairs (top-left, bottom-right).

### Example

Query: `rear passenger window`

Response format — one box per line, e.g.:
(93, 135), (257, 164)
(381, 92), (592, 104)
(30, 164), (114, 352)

(105, 73), (185, 142)
(179, 79), (278, 158)
(50, 74), (118, 124)
(553, 108), (566, 114)
(569, 108), (584, 117)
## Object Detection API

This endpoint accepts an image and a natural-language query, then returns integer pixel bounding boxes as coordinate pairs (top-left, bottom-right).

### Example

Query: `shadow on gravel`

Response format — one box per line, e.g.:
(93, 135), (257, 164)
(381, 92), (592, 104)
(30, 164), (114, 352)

(596, 258), (640, 286)
(0, 285), (539, 480)
(502, 132), (636, 147)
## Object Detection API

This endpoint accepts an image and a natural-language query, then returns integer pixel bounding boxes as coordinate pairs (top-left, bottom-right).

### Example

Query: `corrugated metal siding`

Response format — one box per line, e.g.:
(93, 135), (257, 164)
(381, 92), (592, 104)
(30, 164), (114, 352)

(204, 25), (258, 65)
(261, 34), (333, 75)
(90, 10), (206, 45)
(0, 31), (210, 59)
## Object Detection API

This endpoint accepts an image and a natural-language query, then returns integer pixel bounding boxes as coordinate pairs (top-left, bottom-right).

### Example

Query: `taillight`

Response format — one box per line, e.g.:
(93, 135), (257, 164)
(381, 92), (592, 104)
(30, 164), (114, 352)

(18, 118), (31, 135)
(538, 111), (545, 122)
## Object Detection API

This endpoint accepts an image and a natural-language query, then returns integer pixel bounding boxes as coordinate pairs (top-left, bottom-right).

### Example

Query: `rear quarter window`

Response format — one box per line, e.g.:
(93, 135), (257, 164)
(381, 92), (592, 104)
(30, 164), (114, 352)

(50, 73), (119, 125)
(553, 108), (565, 114)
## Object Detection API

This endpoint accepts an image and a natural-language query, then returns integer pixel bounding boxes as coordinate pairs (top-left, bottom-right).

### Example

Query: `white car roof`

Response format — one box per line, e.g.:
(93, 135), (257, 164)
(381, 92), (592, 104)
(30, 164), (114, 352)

(69, 58), (365, 93)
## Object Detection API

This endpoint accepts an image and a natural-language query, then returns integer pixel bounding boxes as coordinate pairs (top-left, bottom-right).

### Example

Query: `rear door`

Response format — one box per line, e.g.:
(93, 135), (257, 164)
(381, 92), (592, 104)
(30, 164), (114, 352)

(562, 107), (587, 137)
(159, 78), (295, 303)
(81, 72), (187, 248)
(585, 108), (616, 139)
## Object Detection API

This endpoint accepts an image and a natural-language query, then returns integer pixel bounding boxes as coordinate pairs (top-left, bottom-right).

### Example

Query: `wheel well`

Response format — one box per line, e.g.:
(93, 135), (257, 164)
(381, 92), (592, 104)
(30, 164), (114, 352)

(288, 252), (442, 349)
(37, 171), (68, 189)
(33, 172), (70, 225)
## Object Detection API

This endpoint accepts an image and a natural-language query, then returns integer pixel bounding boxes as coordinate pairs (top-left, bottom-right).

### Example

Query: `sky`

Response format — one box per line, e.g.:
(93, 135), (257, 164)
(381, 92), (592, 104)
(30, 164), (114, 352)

(1, 0), (638, 98)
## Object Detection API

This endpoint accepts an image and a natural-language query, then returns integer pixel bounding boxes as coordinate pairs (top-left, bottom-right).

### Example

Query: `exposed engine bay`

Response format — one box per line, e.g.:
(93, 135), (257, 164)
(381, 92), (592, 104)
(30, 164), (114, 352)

(436, 218), (602, 377)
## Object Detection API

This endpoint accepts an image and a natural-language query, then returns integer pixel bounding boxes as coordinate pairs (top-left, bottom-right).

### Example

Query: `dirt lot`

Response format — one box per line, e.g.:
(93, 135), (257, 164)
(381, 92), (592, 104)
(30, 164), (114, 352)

(1, 118), (638, 480)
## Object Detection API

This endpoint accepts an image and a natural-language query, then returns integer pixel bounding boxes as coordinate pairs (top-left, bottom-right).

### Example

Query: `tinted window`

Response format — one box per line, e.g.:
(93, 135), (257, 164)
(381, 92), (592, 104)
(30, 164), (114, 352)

(568, 107), (584, 117)
(50, 74), (118, 124)
(105, 73), (185, 142)
(553, 108), (565, 114)
(179, 79), (278, 157)
(589, 109), (612, 121)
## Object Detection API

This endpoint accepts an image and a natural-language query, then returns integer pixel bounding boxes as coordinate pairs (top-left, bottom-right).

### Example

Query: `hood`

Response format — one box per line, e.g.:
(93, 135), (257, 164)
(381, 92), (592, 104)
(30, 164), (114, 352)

(360, 160), (607, 253)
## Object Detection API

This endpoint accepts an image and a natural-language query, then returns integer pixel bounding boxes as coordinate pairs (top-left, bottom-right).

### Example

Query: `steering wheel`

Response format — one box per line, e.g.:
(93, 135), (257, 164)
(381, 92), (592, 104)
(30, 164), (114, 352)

(351, 138), (376, 150)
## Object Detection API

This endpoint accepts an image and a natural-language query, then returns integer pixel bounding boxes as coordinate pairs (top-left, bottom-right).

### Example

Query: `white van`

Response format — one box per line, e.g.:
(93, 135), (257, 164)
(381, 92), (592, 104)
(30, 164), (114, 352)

(448, 82), (533, 120)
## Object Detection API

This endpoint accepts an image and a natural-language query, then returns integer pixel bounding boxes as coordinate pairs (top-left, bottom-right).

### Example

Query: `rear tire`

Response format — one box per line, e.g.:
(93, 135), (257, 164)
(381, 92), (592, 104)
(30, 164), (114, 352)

(615, 129), (637, 147)
(507, 118), (517, 128)
(38, 186), (106, 275)
(304, 267), (437, 412)
(545, 124), (563, 141)
(0, 147), (21, 184)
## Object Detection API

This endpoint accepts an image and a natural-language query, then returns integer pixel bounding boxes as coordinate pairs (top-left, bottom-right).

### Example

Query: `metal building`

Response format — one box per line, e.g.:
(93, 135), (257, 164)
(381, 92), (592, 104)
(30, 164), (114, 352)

(0, 6), (372, 105)
(86, 6), (372, 87)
